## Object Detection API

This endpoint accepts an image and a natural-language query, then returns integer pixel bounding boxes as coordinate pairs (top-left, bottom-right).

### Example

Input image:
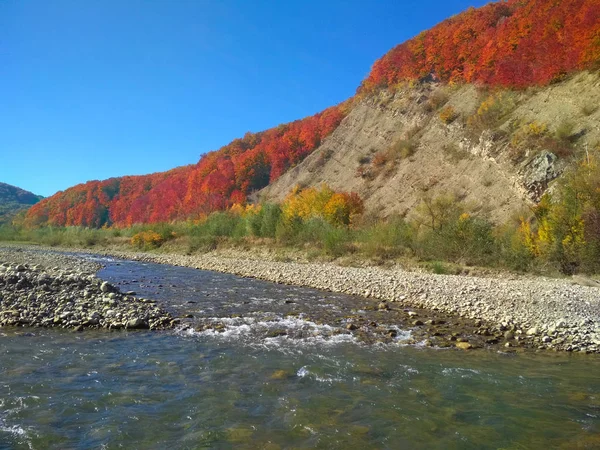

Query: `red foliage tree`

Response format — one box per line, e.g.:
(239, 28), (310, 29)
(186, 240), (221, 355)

(361, 0), (599, 90)
(25, 104), (345, 227)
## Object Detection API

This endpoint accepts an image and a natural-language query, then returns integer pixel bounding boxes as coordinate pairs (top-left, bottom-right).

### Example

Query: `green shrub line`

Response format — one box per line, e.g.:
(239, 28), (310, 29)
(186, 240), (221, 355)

(3, 153), (600, 276)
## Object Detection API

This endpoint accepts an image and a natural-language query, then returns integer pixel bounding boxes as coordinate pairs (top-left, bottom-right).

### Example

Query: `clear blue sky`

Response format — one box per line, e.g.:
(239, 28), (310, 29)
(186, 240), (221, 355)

(1, 0), (488, 197)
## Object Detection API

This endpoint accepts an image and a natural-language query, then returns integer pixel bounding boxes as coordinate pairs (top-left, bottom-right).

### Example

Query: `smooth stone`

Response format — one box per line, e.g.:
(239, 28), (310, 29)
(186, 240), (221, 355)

(455, 342), (473, 350)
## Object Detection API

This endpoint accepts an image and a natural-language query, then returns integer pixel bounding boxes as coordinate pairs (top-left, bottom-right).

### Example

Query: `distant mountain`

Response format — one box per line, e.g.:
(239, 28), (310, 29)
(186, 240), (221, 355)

(0, 182), (43, 224)
(24, 0), (600, 228)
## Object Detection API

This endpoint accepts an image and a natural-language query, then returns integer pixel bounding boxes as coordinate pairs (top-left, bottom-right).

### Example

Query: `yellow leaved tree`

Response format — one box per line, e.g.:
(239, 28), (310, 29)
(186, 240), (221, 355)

(281, 184), (364, 226)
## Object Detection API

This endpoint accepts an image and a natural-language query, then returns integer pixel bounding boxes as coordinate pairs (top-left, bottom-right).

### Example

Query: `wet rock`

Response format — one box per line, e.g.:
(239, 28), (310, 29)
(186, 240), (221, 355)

(270, 370), (290, 380)
(126, 318), (149, 329)
(455, 342), (472, 350)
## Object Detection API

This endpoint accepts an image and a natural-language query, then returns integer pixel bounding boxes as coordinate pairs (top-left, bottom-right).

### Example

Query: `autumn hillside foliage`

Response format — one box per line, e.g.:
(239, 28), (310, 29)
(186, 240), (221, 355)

(22, 0), (600, 229)
(362, 0), (600, 90)
(24, 105), (346, 228)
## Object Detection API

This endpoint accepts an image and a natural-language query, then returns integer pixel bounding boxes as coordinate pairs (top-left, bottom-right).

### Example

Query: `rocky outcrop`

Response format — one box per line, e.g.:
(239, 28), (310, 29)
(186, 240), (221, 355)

(519, 151), (566, 201)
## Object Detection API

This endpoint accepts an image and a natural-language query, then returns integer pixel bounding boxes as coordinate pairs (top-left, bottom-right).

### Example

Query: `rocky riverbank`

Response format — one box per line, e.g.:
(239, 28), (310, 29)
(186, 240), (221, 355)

(95, 248), (600, 354)
(0, 248), (174, 330)
(2, 244), (599, 353)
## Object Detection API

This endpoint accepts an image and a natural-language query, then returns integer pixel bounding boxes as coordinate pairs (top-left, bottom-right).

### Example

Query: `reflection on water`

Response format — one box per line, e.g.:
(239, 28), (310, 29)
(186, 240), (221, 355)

(0, 257), (599, 449)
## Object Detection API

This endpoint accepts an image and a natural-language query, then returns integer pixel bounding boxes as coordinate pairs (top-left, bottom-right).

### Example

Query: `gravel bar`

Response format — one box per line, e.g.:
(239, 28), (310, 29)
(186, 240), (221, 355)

(0, 247), (174, 331)
(100, 249), (600, 353)
(2, 245), (599, 352)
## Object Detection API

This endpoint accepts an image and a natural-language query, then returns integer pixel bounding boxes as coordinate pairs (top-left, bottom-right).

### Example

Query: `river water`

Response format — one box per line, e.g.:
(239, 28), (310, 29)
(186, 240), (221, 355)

(1, 257), (599, 449)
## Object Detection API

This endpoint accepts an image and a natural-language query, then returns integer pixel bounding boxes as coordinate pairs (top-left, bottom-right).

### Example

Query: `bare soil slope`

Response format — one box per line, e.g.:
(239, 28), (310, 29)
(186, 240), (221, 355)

(260, 72), (600, 224)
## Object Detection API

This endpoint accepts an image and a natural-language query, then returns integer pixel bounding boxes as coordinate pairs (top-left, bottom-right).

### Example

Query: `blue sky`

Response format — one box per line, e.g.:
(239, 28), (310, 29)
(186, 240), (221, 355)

(1, 0), (488, 197)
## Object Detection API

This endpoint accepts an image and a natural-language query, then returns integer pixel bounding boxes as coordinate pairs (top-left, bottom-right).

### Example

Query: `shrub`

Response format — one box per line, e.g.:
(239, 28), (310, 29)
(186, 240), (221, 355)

(275, 215), (303, 245)
(355, 165), (375, 180)
(405, 125), (423, 140)
(442, 143), (467, 162)
(317, 148), (334, 165)
(509, 120), (575, 161)
(357, 155), (371, 165)
(413, 196), (497, 265)
(517, 152), (600, 274)
(389, 139), (416, 159)
(510, 121), (547, 146)
(0, 224), (22, 242)
(428, 90), (449, 110)
(554, 120), (576, 143)
(439, 105), (458, 124)
(371, 152), (389, 168)
(322, 226), (353, 257)
(496, 220), (536, 272)
(358, 217), (414, 259)
(247, 203), (282, 238)
(413, 194), (463, 231)
(281, 184), (364, 227)
(417, 213), (497, 266)
(131, 230), (164, 249)
(186, 235), (218, 253)
(364, 138), (417, 179)
(467, 91), (517, 132)
(428, 261), (450, 274)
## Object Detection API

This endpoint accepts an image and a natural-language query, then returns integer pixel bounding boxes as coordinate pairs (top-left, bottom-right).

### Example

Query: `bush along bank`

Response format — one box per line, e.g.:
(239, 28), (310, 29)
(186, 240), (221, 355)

(0, 261), (174, 330)
(6, 152), (600, 278)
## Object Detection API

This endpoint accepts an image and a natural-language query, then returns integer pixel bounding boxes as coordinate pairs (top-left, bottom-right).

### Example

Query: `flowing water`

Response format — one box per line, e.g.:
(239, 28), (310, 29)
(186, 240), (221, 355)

(1, 257), (599, 449)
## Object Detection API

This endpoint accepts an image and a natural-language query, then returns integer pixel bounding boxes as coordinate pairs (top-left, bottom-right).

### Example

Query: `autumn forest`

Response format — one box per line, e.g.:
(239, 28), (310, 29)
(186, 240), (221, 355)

(23, 0), (600, 229)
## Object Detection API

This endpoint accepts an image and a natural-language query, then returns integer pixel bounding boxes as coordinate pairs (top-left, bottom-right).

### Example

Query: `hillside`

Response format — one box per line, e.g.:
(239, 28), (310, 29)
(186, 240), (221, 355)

(24, 107), (345, 227)
(0, 182), (43, 224)
(24, 0), (600, 228)
(261, 72), (600, 223)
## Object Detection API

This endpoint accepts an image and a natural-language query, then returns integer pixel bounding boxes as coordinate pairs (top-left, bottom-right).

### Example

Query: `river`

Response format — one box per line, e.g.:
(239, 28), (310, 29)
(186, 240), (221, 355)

(1, 256), (599, 449)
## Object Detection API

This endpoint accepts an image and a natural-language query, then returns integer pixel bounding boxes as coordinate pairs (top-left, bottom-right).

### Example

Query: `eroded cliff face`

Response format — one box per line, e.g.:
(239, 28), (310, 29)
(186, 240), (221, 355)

(260, 72), (600, 224)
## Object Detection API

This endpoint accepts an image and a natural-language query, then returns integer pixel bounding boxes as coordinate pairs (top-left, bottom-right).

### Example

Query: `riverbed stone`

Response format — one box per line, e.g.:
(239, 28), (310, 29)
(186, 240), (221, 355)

(456, 342), (473, 350)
